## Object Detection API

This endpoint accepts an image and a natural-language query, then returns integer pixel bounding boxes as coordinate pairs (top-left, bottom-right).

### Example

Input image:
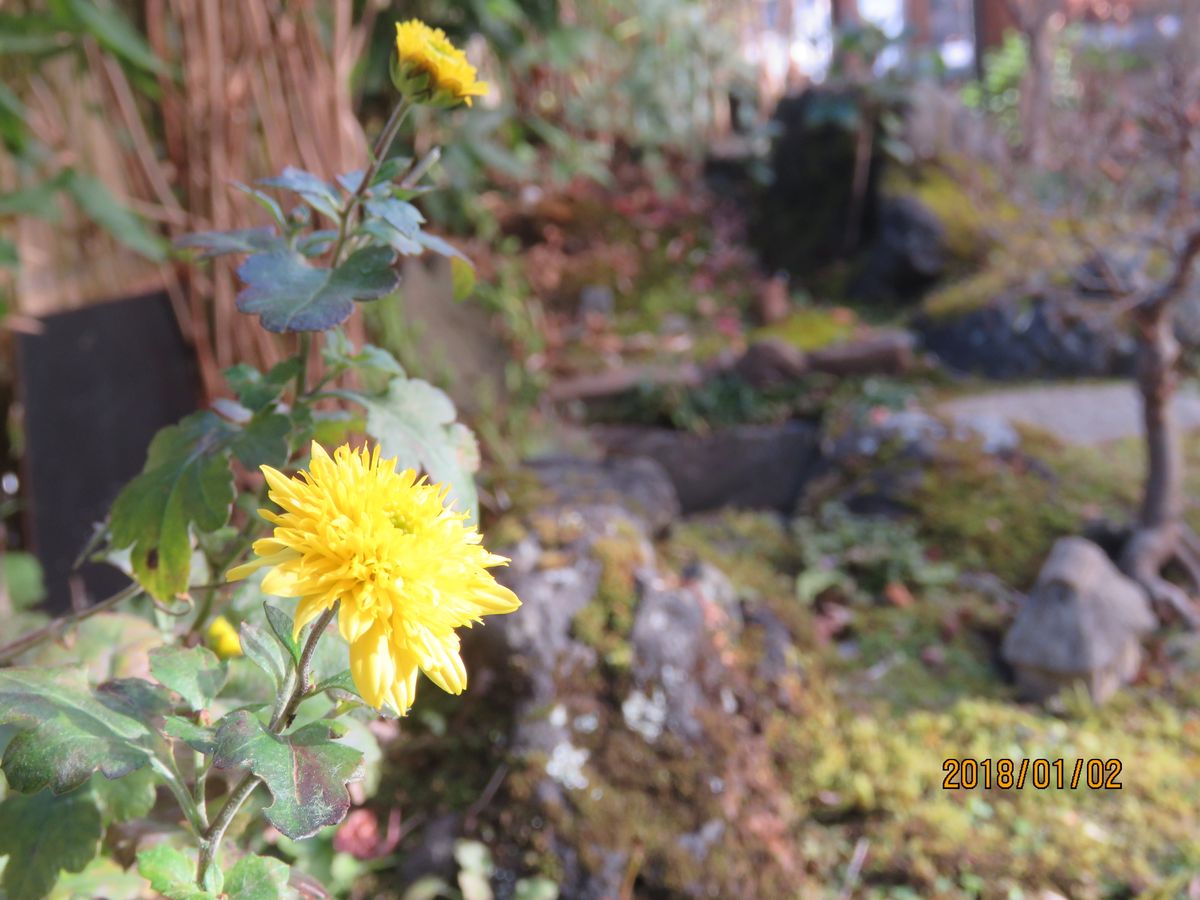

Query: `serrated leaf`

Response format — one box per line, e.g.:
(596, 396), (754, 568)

(356, 377), (480, 521)
(232, 411), (292, 470)
(238, 621), (292, 692)
(259, 167), (342, 220)
(0, 787), (102, 900)
(90, 764), (157, 826)
(110, 411), (239, 599)
(176, 227), (282, 259)
(226, 359), (300, 412)
(223, 853), (293, 900)
(264, 603), (302, 664)
(136, 845), (215, 900)
(163, 716), (217, 754)
(322, 329), (405, 378)
(0, 667), (159, 793)
(236, 247), (399, 333)
(211, 710), (362, 839)
(150, 645), (226, 711)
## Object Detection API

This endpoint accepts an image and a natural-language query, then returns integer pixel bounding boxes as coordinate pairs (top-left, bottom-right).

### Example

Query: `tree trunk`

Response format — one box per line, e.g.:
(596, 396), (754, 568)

(1120, 302), (1196, 623)
(1022, 15), (1054, 168)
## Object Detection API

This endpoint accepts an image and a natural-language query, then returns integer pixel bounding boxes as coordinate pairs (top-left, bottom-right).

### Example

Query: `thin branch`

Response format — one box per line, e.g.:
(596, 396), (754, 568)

(1137, 225), (1200, 317)
(0, 582), (142, 665)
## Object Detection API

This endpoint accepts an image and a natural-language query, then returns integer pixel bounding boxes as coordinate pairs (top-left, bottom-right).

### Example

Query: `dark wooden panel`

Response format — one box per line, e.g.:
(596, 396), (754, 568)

(16, 291), (201, 612)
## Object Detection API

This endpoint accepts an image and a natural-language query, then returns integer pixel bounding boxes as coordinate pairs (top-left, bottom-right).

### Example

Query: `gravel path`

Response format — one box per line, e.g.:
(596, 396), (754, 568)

(938, 382), (1200, 446)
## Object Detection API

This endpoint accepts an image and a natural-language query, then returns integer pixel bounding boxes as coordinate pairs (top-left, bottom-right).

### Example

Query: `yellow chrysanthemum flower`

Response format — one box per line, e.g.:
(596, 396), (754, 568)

(391, 19), (489, 107)
(228, 442), (519, 716)
(207, 615), (242, 659)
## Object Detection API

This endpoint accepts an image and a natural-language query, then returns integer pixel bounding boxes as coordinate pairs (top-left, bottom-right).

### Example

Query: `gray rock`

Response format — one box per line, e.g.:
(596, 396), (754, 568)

(916, 294), (1136, 380)
(524, 455), (680, 535)
(732, 339), (809, 389)
(1002, 537), (1156, 703)
(593, 421), (821, 514)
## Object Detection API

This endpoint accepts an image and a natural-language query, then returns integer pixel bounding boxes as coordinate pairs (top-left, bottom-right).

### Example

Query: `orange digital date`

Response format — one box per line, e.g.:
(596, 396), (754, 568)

(942, 758), (1122, 790)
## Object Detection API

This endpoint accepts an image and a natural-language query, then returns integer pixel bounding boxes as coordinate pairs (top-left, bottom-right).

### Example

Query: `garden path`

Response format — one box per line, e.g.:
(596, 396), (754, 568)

(938, 382), (1200, 446)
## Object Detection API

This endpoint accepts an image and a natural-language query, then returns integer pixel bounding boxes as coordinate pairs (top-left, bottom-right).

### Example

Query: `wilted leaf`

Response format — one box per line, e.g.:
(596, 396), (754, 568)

(0, 667), (160, 793)
(109, 411), (238, 600)
(211, 711), (363, 839)
(150, 645), (226, 711)
(236, 247), (399, 333)
(356, 376), (480, 521)
(0, 787), (102, 900)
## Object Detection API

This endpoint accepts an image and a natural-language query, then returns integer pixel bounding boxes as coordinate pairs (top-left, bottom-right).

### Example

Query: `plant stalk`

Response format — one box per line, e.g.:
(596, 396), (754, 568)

(194, 602), (339, 886)
(328, 99), (412, 267)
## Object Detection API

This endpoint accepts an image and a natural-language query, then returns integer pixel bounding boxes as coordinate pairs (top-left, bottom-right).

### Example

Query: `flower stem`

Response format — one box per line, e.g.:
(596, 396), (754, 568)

(328, 99), (412, 267)
(194, 602), (340, 887)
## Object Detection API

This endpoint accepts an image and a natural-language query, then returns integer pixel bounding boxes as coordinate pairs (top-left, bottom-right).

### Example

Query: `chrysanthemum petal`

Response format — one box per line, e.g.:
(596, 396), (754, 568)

(225, 440), (520, 716)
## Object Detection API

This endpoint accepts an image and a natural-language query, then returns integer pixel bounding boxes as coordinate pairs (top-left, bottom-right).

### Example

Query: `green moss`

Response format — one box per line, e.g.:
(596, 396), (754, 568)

(884, 167), (991, 265)
(753, 306), (856, 351)
(571, 528), (649, 670)
(920, 267), (1015, 319)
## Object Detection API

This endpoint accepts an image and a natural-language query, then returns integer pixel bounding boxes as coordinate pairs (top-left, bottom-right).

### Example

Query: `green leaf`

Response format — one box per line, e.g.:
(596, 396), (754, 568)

(211, 710), (363, 840)
(322, 329), (405, 378)
(356, 376), (480, 521)
(514, 876), (560, 900)
(18, 612), (161, 682)
(259, 167), (342, 220)
(51, 856), (148, 900)
(0, 177), (64, 219)
(136, 845), (215, 900)
(63, 171), (166, 261)
(238, 620), (292, 692)
(0, 667), (158, 793)
(226, 359), (300, 412)
(223, 853), (293, 900)
(65, 0), (167, 75)
(163, 716), (216, 754)
(0, 236), (17, 268)
(0, 788), (102, 900)
(264, 603), (302, 664)
(150, 645), (226, 711)
(415, 231), (468, 262)
(2, 551), (45, 609)
(450, 256), (477, 301)
(364, 197), (423, 237)
(109, 412), (237, 600)
(90, 764), (157, 826)
(234, 182), (287, 230)
(232, 411), (291, 470)
(235, 247), (399, 333)
(176, 228), (282, 259)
